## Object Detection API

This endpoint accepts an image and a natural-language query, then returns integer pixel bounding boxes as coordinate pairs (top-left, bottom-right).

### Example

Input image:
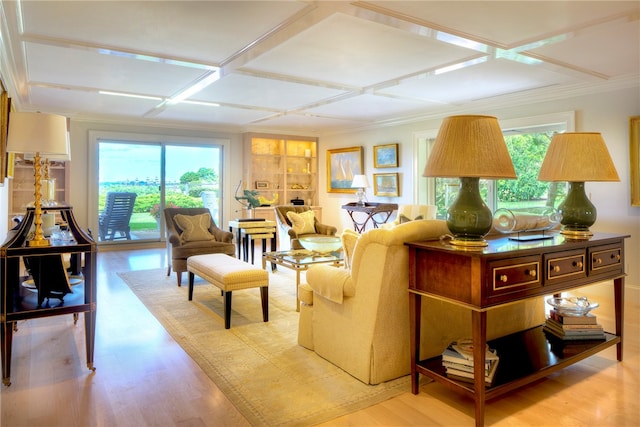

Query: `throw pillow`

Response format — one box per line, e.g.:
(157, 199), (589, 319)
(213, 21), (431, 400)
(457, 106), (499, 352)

(286, 210), (316, 235)
(399, 213), (424, 224)
(174, 213), (216, 243)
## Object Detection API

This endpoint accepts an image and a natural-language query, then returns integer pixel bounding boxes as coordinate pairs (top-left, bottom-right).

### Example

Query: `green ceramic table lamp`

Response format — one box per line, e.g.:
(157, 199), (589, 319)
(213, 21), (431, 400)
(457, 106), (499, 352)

(538, 132), (619, 239)
(423, 115), (516, 247)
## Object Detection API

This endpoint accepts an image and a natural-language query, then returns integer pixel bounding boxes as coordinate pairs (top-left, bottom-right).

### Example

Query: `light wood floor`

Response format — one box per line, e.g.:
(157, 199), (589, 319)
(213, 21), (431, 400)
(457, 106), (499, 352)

(1, 247), (638, 427)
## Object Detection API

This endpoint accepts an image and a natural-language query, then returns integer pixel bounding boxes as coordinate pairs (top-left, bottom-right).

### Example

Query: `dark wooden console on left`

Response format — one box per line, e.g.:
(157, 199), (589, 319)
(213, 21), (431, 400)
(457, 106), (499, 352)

(1, 206), (97, 386)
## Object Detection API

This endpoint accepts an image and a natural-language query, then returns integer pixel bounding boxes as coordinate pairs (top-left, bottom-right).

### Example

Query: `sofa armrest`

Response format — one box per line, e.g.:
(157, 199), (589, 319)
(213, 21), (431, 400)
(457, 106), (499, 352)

(306, 265), (354, 304)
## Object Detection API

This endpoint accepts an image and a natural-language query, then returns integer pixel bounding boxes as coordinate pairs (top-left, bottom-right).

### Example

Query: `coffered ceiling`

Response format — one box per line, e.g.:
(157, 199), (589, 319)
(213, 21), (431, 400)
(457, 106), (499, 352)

(0, 1), (638, 134)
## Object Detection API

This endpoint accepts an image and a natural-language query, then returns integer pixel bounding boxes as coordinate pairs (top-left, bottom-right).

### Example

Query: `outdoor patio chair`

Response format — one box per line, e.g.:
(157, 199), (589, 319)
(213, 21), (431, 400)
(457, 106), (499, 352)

(98, 192), (137, 241)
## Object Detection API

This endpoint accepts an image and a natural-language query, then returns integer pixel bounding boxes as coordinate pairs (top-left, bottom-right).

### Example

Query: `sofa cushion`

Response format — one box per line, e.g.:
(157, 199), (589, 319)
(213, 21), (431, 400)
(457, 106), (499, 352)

(287, 210), (316, 235)
(174, 213), (216, 243)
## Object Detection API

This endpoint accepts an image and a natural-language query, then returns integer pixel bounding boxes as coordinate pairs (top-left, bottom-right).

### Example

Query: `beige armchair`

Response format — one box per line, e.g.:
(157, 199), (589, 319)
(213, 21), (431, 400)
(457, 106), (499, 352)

(273, 206), (337, 250)
(164, 207), (236, 286)
(298, 220), (545, 385)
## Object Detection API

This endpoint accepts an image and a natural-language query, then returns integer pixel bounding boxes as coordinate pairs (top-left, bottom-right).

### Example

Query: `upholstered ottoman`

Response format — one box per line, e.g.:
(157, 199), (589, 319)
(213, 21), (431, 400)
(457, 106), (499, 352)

(187, 254), (269, 329)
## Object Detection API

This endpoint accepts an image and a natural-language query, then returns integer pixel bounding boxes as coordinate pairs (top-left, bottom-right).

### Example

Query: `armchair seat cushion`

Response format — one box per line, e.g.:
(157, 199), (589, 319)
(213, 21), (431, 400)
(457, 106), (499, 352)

(172, 240), (236, 258)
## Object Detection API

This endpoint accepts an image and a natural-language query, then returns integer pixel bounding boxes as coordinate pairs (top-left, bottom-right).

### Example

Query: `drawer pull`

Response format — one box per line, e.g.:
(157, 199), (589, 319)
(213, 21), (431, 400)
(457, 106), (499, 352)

(499, 274), (508, 283)
(614, 254), (621, 261)
(573, 261), (583, 268)
(525, 269), (537, 277)
(552, 265), (561, 272)
(594, 257), (603, 265)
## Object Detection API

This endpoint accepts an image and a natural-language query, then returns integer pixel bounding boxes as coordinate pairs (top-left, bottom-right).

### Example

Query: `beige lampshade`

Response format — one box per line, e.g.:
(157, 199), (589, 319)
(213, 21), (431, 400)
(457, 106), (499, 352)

(351, 174), (369, 188)
(423, 115), (516, 179)
(7, 112), (69, 156)
(538, 132), (619, 182)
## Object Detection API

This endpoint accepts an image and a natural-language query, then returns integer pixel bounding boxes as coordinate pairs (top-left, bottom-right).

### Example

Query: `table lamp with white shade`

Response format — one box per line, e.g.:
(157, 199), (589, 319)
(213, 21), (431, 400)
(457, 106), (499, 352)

(351, 174), (369, 206)
(7, 112), (69, 247)
(537, 132), (619, 238)
(37, 133), (71, 206)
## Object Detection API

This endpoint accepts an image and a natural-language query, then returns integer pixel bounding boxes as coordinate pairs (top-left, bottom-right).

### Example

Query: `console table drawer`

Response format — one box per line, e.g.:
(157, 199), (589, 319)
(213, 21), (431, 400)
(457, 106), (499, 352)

(490, 256), (541, 295)
(545, 250), (586, 283)
(590, 244), (623, 273)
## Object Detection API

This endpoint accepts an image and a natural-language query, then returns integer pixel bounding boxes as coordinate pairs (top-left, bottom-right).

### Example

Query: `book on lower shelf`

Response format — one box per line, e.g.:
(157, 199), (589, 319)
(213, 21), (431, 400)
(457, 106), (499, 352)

(441, 339), (499, 386)
(548, 309), (598, 325)
(543, 317), (605, 340)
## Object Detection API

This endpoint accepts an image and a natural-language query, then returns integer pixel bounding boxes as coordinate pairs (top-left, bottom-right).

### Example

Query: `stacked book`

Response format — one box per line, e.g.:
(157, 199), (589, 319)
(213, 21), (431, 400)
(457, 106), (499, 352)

(441, 340), (499, 386)
(543, 309), (605, 340)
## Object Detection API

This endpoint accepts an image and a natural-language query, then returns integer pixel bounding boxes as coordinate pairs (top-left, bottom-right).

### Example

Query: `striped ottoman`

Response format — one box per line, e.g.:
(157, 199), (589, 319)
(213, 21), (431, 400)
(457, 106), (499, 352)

(187, 254), (269, 329)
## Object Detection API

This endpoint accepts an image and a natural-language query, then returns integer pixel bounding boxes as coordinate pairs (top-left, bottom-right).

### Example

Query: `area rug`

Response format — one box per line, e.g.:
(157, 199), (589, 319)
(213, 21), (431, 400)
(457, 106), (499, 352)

(118, 267), (409, 426)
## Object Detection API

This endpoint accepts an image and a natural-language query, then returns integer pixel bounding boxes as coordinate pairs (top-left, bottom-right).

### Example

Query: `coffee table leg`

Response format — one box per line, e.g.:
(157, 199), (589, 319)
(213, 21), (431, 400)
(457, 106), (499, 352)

(295, 269), (301, 312)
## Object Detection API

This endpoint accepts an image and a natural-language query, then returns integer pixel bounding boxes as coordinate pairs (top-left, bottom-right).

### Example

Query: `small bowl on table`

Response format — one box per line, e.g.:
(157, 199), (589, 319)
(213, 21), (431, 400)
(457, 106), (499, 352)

(298, 236), (342, 255)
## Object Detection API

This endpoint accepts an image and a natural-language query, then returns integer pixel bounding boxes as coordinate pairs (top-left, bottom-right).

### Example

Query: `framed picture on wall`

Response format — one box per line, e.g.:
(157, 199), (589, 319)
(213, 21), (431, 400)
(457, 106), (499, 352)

(373, 172), (399, 197)
(373, 143), (398, 168)
(0, 91), (10, 183)
(631, 116), (640, 206)
(327, 146), (363, 193)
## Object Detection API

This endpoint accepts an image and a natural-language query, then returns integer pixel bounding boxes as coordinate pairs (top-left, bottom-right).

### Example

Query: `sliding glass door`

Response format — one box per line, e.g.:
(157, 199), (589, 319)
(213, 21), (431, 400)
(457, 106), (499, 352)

(97, 140), (222, 243)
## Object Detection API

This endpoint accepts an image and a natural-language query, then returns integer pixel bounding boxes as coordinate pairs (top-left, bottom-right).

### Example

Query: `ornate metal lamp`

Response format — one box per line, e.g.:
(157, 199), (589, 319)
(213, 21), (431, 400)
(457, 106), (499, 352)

(538, 132), (619, 239)
(423, 115), (516, 247)
(7, 112), (69, 247)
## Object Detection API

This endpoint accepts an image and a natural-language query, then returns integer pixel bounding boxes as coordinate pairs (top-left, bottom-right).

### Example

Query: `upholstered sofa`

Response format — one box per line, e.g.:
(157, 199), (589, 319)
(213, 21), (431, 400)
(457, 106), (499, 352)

(164, 207), (236, 286)
(298, 219), (545, 385)
(273, 205), (337, 250)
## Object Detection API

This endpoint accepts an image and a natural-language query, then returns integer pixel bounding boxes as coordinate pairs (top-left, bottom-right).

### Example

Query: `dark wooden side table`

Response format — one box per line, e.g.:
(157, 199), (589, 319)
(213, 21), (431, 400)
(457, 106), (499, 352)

(341, 202), (398, 232)
(406, 232), (628, 427)
(1, 206), (97, 386)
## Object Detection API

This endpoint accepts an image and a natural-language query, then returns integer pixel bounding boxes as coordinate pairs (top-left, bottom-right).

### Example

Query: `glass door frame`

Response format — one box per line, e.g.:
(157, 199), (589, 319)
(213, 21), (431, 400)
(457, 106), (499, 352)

(87, 130), (231, 245)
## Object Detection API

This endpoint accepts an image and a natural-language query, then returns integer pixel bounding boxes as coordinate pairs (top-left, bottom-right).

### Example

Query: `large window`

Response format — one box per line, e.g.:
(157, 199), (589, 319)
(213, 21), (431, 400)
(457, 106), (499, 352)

(89, 132), (227, 244)
(415, 112), (574, 218)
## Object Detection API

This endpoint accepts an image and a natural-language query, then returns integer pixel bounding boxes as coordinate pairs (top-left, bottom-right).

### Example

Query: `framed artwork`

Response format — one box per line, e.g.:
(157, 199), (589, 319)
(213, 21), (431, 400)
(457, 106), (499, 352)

(631, 116), (640, 206)
(0, 90), (10, 184)
(255, 181), (269, 189)
(373, 172), (399, 197)
(327, 146), (363, 193)
(373, 143), (398, 168)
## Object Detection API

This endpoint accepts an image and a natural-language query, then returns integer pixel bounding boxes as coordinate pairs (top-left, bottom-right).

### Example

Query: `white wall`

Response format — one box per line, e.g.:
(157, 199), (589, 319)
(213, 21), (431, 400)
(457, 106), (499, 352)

(318, 86), (640, 288)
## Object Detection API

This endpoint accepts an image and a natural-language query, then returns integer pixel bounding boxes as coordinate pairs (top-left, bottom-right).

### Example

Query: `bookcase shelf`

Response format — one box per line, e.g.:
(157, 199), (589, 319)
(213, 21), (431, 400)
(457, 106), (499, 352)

(242, 133), (319, 213)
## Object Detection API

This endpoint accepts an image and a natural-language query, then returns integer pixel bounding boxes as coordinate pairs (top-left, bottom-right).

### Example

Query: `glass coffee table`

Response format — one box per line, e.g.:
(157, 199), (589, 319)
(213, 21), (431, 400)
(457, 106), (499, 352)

(262, 249), (344, 311)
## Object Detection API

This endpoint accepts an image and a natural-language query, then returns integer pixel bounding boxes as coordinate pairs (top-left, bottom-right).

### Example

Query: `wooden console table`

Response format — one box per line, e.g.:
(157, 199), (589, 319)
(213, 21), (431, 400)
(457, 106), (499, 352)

(406, 232), (628, 427)
(341, 202), (398, 233)
(1, 206), (97, 386)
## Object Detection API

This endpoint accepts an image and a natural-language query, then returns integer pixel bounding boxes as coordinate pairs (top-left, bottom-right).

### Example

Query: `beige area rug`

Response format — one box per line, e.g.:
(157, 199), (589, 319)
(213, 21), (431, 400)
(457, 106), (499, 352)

(118, 267), (409, 426)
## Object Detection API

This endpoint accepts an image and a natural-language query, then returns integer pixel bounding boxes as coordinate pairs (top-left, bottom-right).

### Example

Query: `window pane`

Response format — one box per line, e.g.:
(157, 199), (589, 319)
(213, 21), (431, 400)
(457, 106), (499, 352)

(98, 142), (161, 242)
(497, 132), (566, 210)
(165, 145), (222, 225)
